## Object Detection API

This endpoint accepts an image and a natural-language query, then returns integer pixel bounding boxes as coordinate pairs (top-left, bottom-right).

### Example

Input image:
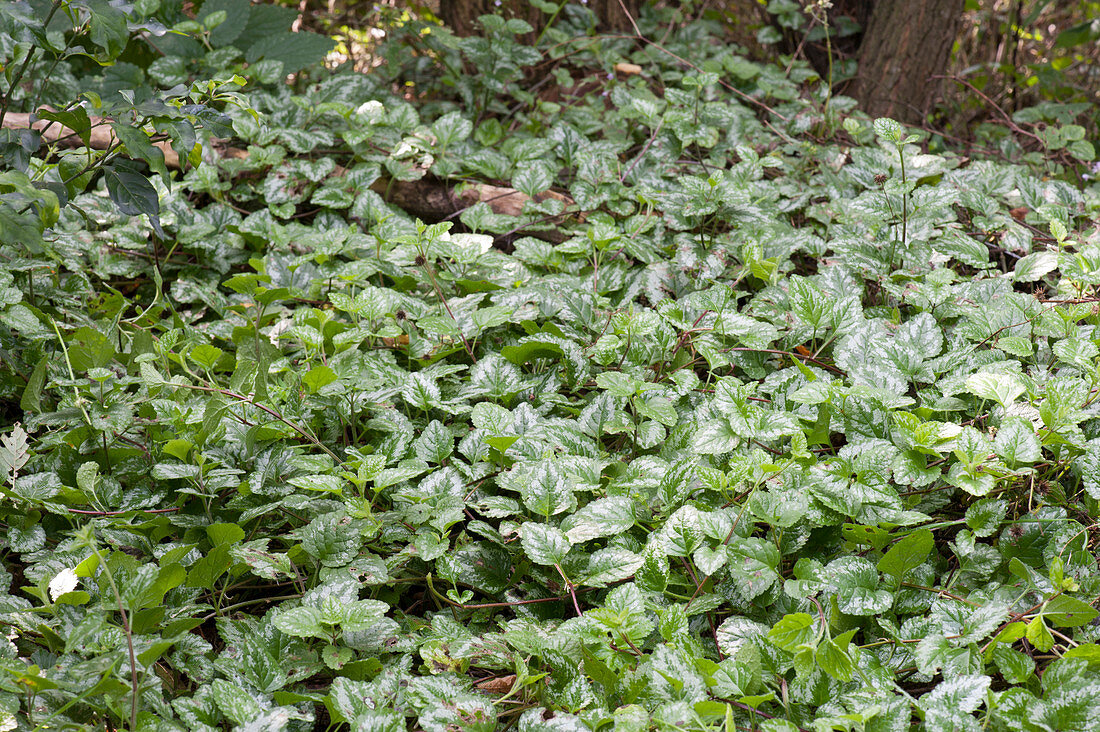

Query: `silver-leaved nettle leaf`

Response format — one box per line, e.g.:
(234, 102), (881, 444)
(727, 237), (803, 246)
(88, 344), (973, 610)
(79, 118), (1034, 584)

(519, 523), (571, 566)
(7, 13), (1096, 730)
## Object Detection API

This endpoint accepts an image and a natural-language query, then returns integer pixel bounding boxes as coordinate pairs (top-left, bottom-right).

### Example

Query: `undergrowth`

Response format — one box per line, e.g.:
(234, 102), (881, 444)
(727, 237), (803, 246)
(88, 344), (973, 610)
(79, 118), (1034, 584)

(1, 3), (1100, 731)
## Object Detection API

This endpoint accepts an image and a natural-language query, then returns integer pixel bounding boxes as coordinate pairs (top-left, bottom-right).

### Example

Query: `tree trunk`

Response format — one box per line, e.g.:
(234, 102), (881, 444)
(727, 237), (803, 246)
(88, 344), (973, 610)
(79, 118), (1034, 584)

(439, 0), (643, 37)
(438, 0), (538, 38)
(853, 0), (963, 123)
(593, 0), (643, 32)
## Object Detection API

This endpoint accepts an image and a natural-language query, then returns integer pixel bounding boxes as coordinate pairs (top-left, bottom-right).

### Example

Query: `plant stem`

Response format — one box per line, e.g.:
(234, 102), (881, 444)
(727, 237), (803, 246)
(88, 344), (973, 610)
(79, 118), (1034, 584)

(821, 10), (834, 118)
(89, 543), (139, 731)
(419, 258), (476, 362)
(533, 0), (569, 46)
(899, 145), (908, 250)
(0, 0), (64, 128)
(48, 319), (94, 427)
(202, 594), (302, 621)
(169, 382), (343, 463)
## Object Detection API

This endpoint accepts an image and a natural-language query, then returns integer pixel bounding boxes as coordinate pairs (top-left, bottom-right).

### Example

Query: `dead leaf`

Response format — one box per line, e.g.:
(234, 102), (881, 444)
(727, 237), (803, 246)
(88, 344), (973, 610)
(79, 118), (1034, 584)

(475, 675), (516, 694)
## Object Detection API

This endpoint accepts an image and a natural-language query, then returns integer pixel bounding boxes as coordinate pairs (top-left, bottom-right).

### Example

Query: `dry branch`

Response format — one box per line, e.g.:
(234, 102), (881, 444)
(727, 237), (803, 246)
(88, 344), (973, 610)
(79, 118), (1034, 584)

(4, 111), (183, 168)
(368, 177), (574, 242)
(4, 110), (576, 241)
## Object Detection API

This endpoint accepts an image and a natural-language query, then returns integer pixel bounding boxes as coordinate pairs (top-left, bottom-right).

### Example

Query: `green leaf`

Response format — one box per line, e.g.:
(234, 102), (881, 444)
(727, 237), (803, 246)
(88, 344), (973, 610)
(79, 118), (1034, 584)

(301, 513), (361, 567)
(635, 395), (678, 427)
(767, 613), (816, 653)
(208, 523), (245, 546)
(993, 417), (1041, 466)
(303, 365), (338, 393)
(694, 420), (741, 454)
(322, 643), (353, 670)
(0, 201), (43, 253)
(589, 583), (653, 644)
(816, 635), (854, 682)
(520, 523), (571, 566)
(992, 645), (1034, 683)
(596, 371), (638, 397)
(513, 461), (576, 518)
(341, 599), (389, 630)
(273, 606), (324, 638)
(920, 674), (990, 730)
(189, 344), (224, 370)
(726, 538), (780, 600)
(437, 542), (511, 594)
(1053, 337), (1098, 372)
(245, 30), (336, 72)
(211, 679), (263, 726)
(1056, 20), (1100, 48)
(136, 639), (177, 667)
(583, 547), (643, 587)
(658, 506), (704, 557)
(948, 463), (995, 497)
(562, 496), (635, 544)
(19, 358), (47, 413)
(373, 459), (429, 490)
(636, 543), (669, 592)
(87, 0), (128, 56)
(185, 545), (233, 588)
(831, 557), (892, 615)
(966, 498), (1007, 538)
(873, 117), (903, 143)
(1063, 644), (1100, 667)
(471, 402), (513, 433)
(432, 112), (473, 148)
(657, 457), (697, 512)
(104, 162), (163, 235)
(1026, 616), (1055, 651)
(997, 336), (1033, 358)
(966, 372), (1026, 407)
(471, 306), (510, 333)
(1065, 138), (1093, 161)
(877, 529), (933, 581)
(414, 420), (454, 464)
(1013, 251), (1058, 282)
(1042, 595), (1099, 628)
(693, 545), (727, 575)
(485, 435), (519, 454)
(110, 122), (169, 182)
(513, 163), (554, 197)
(289, 473), (344, 495)
(202, 0), (251, 46)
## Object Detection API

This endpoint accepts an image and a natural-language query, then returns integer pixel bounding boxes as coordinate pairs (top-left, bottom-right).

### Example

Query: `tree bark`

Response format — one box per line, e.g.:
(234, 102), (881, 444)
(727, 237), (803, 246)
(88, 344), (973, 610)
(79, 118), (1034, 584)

(439, 0), (643, 37)
(853, 0), (963, 123)
(438, 0), (539, 38)
(592, 0), (643, 32)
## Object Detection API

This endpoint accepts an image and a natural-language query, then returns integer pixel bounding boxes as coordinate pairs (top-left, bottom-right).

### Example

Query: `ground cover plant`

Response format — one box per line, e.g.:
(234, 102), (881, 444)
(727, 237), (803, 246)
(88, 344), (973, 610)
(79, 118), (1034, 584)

(2, 1), (1100, 730)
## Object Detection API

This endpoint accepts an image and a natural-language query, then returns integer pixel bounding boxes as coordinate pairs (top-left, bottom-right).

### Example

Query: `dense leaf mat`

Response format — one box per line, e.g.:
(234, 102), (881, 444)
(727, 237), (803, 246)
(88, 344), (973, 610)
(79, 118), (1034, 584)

(2, 9), (1100, 732)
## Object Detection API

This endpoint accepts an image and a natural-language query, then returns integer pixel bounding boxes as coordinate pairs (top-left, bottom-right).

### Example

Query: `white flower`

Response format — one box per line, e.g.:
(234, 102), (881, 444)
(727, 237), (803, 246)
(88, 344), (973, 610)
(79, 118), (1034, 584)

(48, 568), (78, 601)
